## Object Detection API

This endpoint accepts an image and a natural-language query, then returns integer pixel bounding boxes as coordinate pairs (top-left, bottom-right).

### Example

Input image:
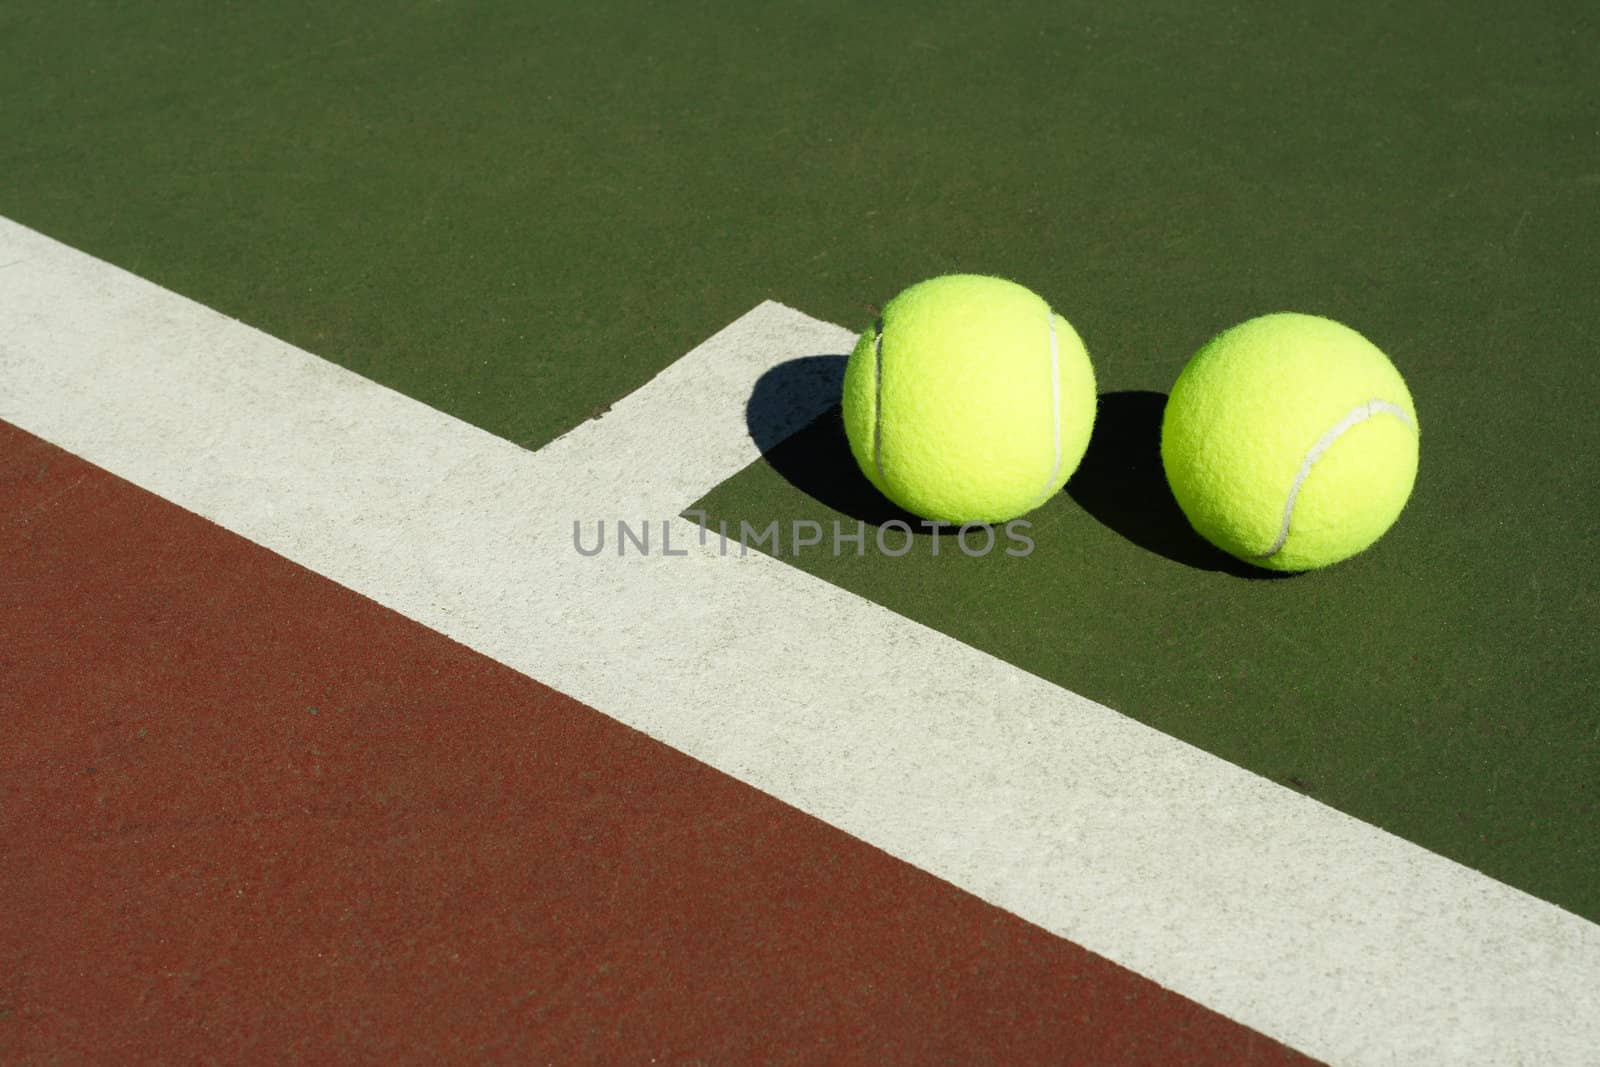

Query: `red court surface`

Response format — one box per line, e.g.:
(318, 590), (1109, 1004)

(0, 420), (1316, 1062)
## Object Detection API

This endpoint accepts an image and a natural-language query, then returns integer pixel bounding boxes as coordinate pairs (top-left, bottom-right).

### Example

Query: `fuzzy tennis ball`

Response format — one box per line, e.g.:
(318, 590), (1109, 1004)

(841, 274), (1097, 524)
(1161, 312), (1420, 571)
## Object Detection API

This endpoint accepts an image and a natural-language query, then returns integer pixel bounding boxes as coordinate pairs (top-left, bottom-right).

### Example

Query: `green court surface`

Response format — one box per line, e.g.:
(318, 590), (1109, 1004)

(4, 0), (1596, 929)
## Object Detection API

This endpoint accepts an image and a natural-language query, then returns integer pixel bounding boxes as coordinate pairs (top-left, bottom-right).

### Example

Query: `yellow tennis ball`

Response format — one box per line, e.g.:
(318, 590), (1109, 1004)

(1161, 312), (1420, 571)
(841, 274), (1097, 524)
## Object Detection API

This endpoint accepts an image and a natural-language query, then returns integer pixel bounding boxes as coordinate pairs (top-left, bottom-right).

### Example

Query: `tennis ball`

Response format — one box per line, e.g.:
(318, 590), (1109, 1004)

(1161, 312), (1420, 571)
(841, 274), (1097, 524)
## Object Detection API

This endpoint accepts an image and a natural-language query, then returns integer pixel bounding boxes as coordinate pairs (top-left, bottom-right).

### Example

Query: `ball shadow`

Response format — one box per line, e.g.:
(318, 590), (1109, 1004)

(1066, 390), (1293, 578)
(746, 370), (1296, 574)
(745, 355), (930, 529)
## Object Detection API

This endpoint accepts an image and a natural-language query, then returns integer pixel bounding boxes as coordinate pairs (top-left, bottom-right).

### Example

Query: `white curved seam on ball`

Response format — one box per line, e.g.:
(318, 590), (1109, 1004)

(872, 320), (887, 483)
(1027, 312), (1064, 511)
(1258, 398), (1414, 560)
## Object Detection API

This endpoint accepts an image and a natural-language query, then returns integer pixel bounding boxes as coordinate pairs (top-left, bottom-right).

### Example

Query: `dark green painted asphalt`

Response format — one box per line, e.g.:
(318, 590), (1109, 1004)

(4, 1), (1596, 918)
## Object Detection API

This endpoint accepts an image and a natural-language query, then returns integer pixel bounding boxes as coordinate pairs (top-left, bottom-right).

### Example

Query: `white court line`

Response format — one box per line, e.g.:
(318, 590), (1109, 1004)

(2, 215), (1597, 1065)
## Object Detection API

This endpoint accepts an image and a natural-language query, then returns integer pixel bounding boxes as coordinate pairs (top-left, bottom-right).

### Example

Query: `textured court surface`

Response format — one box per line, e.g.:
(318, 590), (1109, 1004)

(3, 3), (1598, 1063)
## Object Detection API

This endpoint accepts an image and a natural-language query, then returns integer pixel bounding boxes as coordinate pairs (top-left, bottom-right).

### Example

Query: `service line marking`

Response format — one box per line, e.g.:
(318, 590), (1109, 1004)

(2, 215), (1596, 1066)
